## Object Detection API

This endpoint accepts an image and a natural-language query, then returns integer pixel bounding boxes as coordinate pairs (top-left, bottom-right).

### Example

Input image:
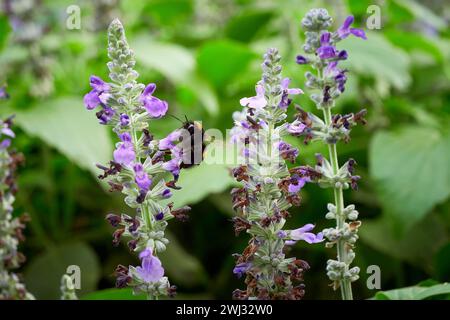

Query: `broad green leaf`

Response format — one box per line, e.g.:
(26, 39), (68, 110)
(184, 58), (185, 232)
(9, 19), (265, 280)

(82, 288), (145, 300)
(24, 242), (101, 299)
(385, 31), (445, 64)
(360, 215), (448, 266)
(132, 36), (219, 115)
(142, 0), (193, 27)
(225, 9), (274, 42)
(133, 36), (195, 83)
(159, 232), (207, 287)
(434, 243), (450, 281)
(197, 40), (257, 89)
(394, 0), (447, 31)
(82, 288), (211, 300)
(374, 283), (450, 300)
(369, 126), (450, 230)
(167, 143), (236, 207)
(340, 32), (411, 91)
(11, 97), (113, 175)
(0, 15), (11, 50)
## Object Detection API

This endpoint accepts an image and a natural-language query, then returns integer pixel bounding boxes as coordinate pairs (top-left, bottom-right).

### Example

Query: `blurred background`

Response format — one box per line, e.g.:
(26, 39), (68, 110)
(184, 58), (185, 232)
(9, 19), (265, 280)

(0, 0), (449, 300)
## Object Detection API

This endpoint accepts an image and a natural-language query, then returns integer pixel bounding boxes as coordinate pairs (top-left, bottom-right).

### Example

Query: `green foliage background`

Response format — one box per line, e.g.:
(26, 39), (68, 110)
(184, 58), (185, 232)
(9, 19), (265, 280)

(0, 0), (449, 299)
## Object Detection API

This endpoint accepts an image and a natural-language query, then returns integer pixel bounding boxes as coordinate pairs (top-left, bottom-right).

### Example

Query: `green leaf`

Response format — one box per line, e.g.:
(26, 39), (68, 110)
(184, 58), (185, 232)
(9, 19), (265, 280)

(159, 232), (207, 287)
(340, 32), (411, 91)
(374, 283), (450, 300)
(142, 0), (193, 27)
(360, 215), (448, 266)
(225, 9), (274, 42)
(0, 14), (11, 51)
(24, 242), (101, 299)
(197, 40), (257, 89)
(434, 243), (450, 281)
(167, 147), (236, 207)
(11, 97), (113, 175)
(393, 0), (447, 31)
(82, 287), (211, 300)
(384, 31), (445, 64)
(82, 288), (145, 300)
(133, 36), (195, 83)
(132, 36), (219, 115)
(369, 126), (450, 230)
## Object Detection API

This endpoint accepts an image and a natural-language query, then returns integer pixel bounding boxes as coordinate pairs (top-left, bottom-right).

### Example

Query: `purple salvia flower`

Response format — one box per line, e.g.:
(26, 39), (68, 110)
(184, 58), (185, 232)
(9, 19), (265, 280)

(133, 163), (152, 191)
(0, 139), (11, 149)
(159, 130), (181, 150)
(134, 248), (165, 283)
(337, 16), (367, 40)
(113, 132), (135, 166)
(161, 189), (172, 199)
(120, 114), (130, 126)
(316, 32), (337, 59)
(233, 263), (251, 279)
(287, 120), (307, 136)
(0, 86), (9, 99)
(296, 55), (308, 65)
(140, 83), (169, 118)
(162, 158), (181, 178)
(155, 212), (164, 221)
(288, 175), (307, 193)
(279, 78), (303, 109)
(288, 224), (324, 244)
(83, 75), (111, 110)
(239, 83), (267, 109)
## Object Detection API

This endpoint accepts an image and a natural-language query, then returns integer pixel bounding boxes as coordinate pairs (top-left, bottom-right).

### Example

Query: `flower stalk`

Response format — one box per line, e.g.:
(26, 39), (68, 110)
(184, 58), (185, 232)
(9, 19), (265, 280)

(294, 9), (368, 300)
(230, 48), (322, 300)
(0, 116), (34, 300)
(84, 19), (194, 299)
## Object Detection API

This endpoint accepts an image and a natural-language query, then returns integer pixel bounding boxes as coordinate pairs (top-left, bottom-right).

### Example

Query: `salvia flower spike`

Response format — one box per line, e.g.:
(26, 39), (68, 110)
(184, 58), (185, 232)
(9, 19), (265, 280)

(84, 19), (192, 299)
(230, 48), (322, 300)
(294, 8), (367, 300)
(0, 117), (34, 300)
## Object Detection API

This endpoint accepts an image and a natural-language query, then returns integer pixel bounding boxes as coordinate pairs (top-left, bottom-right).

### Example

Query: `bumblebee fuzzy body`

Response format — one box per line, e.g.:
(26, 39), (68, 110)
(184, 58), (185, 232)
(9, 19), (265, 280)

(179, 120), (205, 169)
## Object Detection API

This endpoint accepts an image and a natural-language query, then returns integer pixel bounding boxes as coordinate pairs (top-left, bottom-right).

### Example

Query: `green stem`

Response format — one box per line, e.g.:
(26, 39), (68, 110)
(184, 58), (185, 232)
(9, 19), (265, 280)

(323, 107), (353, 300)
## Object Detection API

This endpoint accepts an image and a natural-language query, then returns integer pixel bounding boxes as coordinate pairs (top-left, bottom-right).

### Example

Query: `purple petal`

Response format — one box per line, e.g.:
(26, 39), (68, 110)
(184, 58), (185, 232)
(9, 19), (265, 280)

(142, 83), (157, 97)
(143, 97), (169, 118)
(350, 28), (367, 40)
(90, 75), (110, 92)
(287, 88), (303, 95)
(113, 143), (135, 166)
(83, 90), (101, 110)
(343, 15), (354, 29)
(1, 127), (15, 138)
(0, 139), (11, 149)
(281, 78), (291, 90)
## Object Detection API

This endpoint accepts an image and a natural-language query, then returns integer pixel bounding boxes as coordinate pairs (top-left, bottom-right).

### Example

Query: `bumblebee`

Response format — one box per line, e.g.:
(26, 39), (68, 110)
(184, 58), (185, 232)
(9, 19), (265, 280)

(174, 116), (206, 169)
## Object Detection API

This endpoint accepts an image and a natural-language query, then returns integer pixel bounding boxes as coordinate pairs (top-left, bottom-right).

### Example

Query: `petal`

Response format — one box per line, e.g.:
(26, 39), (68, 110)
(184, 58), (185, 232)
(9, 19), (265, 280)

(144, 97), (169, 118)
(90, 75), (110, 92)
(343, 15), (354, 29)
(143, 83), (157, 97)
(300, 232), (320, 244)
(83, 90), (101, 110)
(248, 96), (267, 109)
(287, 88), (303, 95)
(239, 97), (250, 107)
(288, 183), (302, 193)
(255, 84), (265, 96)
(350, 28), (367, 40)
(139, 248), (152, 260)
(1, 127), (15, 138)
(281, 78), (291, 90)
(291, 223), (315, 240)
